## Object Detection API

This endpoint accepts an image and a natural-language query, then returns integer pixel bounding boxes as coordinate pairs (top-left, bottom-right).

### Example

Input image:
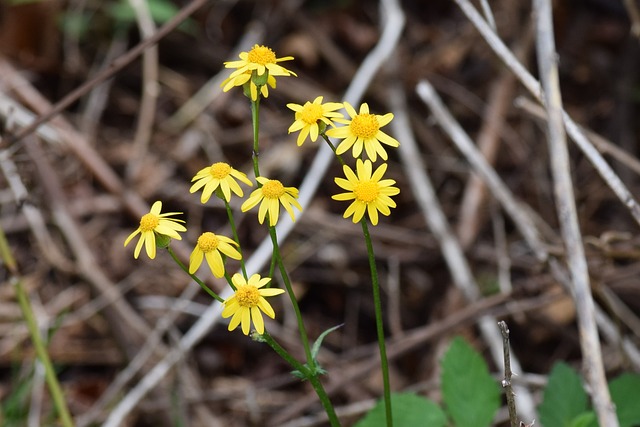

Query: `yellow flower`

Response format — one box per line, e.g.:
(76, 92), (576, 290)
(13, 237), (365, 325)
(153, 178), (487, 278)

(190, 162), (253, 203)
(332, 159), (400, 226)
(124, 201), (186, 259)
(222, 45), (296, 101)
(221, 70), (277, 102)
(326, 102), (399, 162)
(287, 96), (344, 146)
(189, 232), (242, 277)
(241, 177), (302, 226)
(221, 273), (285, 335)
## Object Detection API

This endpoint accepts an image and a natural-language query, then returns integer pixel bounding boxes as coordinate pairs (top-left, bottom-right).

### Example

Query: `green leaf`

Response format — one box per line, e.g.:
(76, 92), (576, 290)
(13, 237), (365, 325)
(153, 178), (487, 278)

(311, 324), (343, 360)
(568, 412), (597, 427)
(107, 0), (196, 33)
(539, 362), (589, 427)
(146, 0), (181, 25)
(291, 324), (342, 380)
(609, 373), (640, 427)
(107, 2), (136, 25)
(354, 392), (446, 427)
(8, 0), (45, 5)
(1, 366), (34, 426)
(440, 337), (501, 427)
(59, 12), (91, 39)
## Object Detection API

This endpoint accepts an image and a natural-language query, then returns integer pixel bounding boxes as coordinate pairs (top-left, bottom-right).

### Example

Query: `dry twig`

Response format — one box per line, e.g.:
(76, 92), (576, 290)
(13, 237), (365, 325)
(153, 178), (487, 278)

(498, 321), (518, 427)
(452, 0), (640, 228)
(392, 77), (536, 421)
(533, 1), (617, 424)
(6, 0), (209, 146)
(124, 0), (159, 181)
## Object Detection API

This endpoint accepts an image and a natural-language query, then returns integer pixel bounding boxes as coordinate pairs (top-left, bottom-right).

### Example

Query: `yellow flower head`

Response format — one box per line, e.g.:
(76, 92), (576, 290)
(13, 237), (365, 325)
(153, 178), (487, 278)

(189, 232), (242, 277)
(332, 159), (400, 226)
(222, 45), (296, 101)
(221, 273), (285, 335)
(221, 71), (277, 102)
(241, 177), (302, 226)
(286, 96), (344, 146)
(326, 102), (399, 162)
(190, 162), (253, 203)
(124, 201), (186, 259)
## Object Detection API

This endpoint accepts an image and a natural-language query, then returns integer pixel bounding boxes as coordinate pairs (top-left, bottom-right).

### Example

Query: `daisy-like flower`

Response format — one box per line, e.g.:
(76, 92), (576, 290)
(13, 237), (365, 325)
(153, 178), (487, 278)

(221, 273), (285, 335)
(124, 201), (186, 259)
(326, 102), (400, 162)
(241, 177), (302, 226)
(222, 44), (296, 101)
(221, 71), (277, 102)
(189, 232), (242, 277)
(332, 159), (400, 226)
(286, 96), (344, 146)
(190, 162), (253, 203)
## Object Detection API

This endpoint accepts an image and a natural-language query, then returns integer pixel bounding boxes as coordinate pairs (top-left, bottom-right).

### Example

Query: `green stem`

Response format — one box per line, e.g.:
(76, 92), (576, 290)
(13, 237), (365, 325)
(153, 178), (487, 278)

(268, 227), (314, 369)
(251, 88), (315, 371)
(268, 250), (277, 287)
(166, 246), (224, 303)
(261, 332), (341, 427)
(321, 134), (346, 167)
(224, 271), (237, 291)
(251, 98), (261, 179)
(0, 227), (74, 427)
(224, 200), (248, 279)
(247, 88), (337, 423)
(360, 219), (393, 427)
(14, 278), (76, 427)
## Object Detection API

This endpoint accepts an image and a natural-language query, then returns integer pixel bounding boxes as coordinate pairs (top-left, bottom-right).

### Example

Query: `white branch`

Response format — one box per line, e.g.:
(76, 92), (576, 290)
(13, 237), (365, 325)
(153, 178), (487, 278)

(534, 0), (617, 424)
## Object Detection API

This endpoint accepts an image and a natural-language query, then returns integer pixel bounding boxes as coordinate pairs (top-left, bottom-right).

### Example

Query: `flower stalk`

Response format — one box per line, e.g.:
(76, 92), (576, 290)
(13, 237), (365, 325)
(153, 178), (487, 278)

(224, 199), (248, 279)
(251, 98), (262, 179)
(361, 219), (393, 426)
(268, 226), (315, 369)
(0, 227), (75, 427)
(167, 246), (223, 302)
(261, 332), (341, 427)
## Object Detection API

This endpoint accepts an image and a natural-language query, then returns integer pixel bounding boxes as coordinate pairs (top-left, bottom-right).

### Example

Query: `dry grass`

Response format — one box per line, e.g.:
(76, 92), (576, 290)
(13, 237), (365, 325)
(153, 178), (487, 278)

(1, 0), (640, 426)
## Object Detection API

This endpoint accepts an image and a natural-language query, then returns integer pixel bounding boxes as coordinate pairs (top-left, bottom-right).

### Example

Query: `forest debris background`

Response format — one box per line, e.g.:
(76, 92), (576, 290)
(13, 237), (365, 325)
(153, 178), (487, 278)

(1, 0), (640, 426)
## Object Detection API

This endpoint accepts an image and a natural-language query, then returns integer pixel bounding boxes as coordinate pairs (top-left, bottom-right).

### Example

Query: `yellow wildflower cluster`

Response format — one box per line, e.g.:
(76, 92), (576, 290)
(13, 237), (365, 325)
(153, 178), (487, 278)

(124, 44), (401, 337)
(286, 97), (401, 225)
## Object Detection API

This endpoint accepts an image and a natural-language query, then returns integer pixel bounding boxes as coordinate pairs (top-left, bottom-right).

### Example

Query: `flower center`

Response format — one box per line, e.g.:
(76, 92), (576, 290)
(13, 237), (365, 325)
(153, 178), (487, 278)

(299, 103), (324, 124)
(235, 285), (260, 308)
(197, 232), (219, 253)
(139, 213), (159, 232)
(350, 114), (379, 139)
(354, 181), (380, 203)
(209, 162), (231, 179)
(261, 180), (285, 199)
(247, 45), (276, 65)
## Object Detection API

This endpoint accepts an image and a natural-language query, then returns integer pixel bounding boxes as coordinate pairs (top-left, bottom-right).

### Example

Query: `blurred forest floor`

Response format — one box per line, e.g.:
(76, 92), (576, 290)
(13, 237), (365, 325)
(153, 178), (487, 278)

(1, 0), (640, 426)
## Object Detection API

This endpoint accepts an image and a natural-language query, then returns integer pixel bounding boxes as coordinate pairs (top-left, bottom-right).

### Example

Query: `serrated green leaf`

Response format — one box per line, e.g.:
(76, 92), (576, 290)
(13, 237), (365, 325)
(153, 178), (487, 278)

(539, 362), (589, 427)
(609, 373), (640, 427)
(440, 337), (501, 427)
(354, 392), (446, 427)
